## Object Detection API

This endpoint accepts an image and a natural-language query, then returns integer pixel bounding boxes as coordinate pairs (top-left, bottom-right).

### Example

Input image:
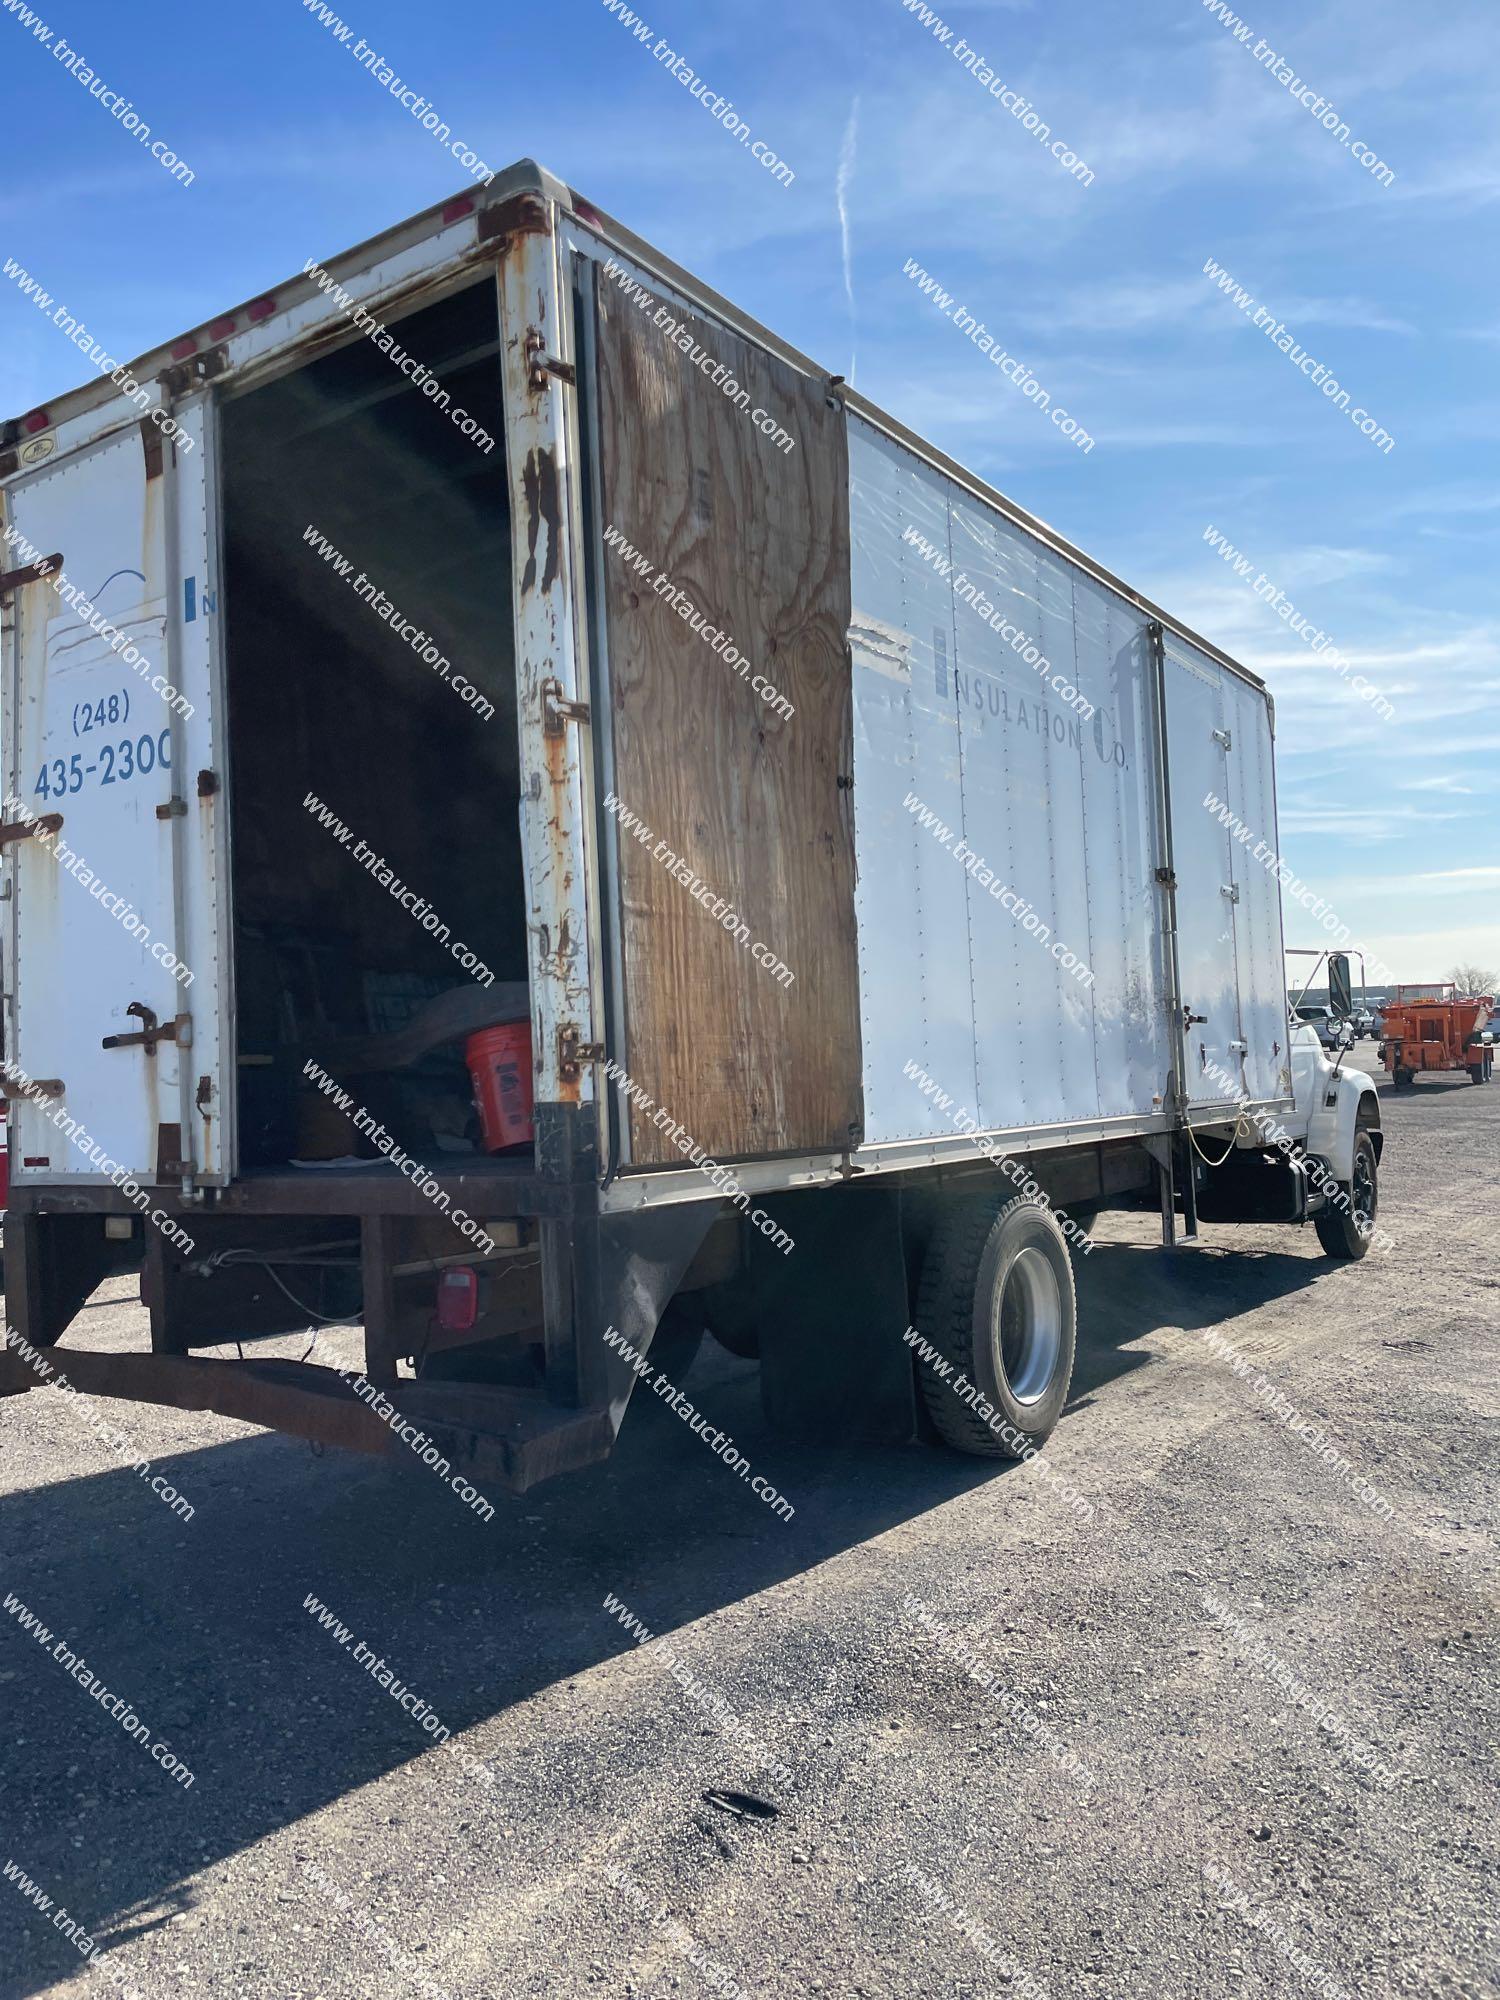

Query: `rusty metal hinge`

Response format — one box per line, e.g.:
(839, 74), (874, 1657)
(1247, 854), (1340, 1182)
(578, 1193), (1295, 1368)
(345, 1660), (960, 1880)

(524, 328), (576, 391)
(557, 1025), (605, 1083)
(0, 553), (63, 601)
(0, 1076), (63, 1100)
(477, 190), (550, 247)
(0, 811), (61, 848)
(542, 678), (591, 735)
(101, 1004), (192, 1057)
(161, 349), (229, 398)
(155, 797), (187, 820)
(1154, 865), (1176, 888)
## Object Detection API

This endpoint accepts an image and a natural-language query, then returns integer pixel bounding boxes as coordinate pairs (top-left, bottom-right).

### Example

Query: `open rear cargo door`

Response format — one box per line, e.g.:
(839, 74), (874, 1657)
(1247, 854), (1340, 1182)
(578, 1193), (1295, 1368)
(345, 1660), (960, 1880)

(1, 402), (233, 1186)
(587, 260), (861, 1167)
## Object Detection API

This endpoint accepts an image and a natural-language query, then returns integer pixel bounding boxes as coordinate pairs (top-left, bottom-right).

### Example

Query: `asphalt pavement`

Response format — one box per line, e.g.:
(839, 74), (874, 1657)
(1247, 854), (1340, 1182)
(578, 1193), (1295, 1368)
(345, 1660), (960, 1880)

(1, 1046), (1494, 2000)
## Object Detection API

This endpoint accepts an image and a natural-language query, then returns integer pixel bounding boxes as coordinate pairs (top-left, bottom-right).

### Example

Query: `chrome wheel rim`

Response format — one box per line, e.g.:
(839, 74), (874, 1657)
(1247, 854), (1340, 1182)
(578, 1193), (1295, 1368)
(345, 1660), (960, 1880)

(999, 1248), (1063, 1405)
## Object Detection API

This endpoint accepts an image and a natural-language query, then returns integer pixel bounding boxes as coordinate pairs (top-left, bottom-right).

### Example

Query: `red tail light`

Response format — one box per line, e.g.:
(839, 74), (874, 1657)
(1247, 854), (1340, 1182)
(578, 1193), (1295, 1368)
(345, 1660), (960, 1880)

(436, 1267), (479, 1332)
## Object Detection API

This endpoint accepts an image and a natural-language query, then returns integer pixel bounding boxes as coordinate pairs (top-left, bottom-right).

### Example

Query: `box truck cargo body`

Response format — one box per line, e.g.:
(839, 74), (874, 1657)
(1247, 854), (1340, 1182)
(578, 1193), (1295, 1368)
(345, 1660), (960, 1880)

(0, 162), (1382, 1491)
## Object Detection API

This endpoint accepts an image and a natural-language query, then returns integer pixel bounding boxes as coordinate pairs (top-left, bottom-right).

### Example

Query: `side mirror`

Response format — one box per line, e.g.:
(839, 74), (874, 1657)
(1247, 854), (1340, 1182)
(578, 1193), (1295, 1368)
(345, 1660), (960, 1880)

(1328, 953), (1354, 1020)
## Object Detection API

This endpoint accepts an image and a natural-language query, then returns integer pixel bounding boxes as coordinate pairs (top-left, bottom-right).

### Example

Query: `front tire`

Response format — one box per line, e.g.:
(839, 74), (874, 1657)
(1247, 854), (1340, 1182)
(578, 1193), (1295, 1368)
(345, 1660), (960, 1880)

(1315, 1130), (1378, 1261)
(913, 1195), (1077, 1458)
(1393, 1066), (1415, 1088)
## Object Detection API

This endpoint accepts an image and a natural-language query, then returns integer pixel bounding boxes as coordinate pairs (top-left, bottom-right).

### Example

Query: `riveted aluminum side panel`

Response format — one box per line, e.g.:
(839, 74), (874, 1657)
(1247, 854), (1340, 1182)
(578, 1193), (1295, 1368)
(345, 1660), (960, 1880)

(847, 419), (1172, 1146)
(847, 426), (977, 1140)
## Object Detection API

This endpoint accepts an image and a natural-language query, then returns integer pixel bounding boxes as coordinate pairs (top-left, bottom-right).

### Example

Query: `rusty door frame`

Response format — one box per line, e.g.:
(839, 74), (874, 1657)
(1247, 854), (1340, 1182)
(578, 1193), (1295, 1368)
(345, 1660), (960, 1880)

(494, 205), (609, 1160)
(569, 267), (631, 1180)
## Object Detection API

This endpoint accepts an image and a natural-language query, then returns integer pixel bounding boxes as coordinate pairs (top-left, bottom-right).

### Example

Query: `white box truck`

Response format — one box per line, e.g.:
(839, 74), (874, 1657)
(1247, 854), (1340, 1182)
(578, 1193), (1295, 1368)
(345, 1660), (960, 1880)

(0, 161), (1383, 1489)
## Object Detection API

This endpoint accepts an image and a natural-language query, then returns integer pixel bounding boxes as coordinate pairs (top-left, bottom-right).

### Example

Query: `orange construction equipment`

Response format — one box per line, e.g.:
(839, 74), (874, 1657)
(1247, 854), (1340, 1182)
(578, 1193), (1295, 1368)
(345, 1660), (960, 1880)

(1380, 985), (1494, 1087)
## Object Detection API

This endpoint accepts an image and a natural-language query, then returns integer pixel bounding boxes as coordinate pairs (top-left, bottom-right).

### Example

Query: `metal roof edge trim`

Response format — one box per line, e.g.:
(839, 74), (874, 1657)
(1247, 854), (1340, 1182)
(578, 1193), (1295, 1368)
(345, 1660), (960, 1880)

(3, 158), (560, 441)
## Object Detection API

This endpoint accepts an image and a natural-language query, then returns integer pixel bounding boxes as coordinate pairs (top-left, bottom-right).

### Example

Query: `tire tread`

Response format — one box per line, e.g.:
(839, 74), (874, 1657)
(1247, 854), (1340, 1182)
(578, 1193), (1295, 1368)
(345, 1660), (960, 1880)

(913, 1193), (1075, 1458)
(1314, 1131), (1376, 1261)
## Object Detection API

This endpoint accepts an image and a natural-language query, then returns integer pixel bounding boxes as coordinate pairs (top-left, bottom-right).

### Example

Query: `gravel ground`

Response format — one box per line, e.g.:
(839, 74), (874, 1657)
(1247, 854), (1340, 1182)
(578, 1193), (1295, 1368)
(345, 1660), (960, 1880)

(1, 1045), (1495, 2000)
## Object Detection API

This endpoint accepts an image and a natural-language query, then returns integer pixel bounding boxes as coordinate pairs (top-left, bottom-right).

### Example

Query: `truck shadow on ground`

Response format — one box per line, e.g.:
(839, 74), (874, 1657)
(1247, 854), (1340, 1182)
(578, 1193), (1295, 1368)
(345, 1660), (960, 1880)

(1068, 1232), (1328, 1401)
(0, 1233), (1326, 1998)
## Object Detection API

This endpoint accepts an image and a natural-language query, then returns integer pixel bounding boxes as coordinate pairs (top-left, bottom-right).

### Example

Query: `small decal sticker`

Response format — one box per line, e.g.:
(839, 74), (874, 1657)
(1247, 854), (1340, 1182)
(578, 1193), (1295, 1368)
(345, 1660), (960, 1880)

(18, 435), (56, 467)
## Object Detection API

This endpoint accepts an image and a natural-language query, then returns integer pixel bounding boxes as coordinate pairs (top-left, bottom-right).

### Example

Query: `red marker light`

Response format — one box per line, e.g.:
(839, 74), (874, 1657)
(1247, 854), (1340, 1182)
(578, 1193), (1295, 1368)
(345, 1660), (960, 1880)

(442, 196), (475, 223)
(21, 410), (50, 435)
(171, 335), (198, 360)
(208, 315), (237, 339)
(246, 297), (276, 322)
(436, 1267), (479, 1332)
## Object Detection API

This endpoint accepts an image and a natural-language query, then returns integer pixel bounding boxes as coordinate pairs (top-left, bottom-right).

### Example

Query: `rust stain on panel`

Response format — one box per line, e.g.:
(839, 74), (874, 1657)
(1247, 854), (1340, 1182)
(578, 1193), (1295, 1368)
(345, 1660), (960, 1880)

(155, 1121), (184, 1183)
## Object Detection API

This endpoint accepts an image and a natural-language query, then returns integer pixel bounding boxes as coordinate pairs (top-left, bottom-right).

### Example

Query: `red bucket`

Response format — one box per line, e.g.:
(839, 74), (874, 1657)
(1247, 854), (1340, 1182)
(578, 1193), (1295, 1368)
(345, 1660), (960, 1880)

(466, 1022), (534, 1152)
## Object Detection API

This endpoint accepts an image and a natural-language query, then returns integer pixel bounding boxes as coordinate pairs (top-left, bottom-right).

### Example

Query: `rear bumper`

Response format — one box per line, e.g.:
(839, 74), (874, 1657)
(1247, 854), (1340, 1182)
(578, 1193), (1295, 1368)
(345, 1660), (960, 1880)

(0, 1148), (726, 1498)
(0, 1342), (613, 1498)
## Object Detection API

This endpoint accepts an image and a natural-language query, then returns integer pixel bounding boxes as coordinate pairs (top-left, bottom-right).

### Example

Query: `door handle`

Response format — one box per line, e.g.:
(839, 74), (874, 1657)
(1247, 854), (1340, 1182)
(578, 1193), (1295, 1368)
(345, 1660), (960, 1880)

(101, 1002), (192, 1057)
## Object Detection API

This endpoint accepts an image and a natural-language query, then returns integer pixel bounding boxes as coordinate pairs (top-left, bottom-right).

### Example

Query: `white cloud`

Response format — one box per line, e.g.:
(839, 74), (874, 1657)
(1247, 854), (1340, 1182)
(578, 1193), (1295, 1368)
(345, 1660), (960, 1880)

(1277, 800), (1469, 839)
(1397, 775), (1481, 795)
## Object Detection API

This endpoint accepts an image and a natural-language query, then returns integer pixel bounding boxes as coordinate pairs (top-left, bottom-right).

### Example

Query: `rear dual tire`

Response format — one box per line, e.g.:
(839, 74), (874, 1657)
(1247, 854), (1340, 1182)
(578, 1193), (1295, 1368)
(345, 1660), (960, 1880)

(913, 1195), (1077, 1459)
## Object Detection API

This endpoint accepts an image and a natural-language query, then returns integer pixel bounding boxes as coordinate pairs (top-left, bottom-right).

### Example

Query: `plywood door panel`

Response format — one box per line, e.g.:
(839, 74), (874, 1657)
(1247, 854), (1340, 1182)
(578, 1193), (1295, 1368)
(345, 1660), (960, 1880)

(591, 267), (861, 1165)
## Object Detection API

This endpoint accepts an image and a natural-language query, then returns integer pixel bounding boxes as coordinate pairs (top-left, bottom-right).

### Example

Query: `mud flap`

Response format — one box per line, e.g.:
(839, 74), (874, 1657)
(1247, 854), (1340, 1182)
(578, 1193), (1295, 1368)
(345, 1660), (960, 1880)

(734, 1183), (918, 1444)
(542, 1199), (723, 1431)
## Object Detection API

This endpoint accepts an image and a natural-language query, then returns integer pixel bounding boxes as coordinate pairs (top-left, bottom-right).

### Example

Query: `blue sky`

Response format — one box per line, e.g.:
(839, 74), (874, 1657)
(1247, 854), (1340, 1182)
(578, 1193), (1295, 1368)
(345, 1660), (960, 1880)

(4, 0), (1497, 983)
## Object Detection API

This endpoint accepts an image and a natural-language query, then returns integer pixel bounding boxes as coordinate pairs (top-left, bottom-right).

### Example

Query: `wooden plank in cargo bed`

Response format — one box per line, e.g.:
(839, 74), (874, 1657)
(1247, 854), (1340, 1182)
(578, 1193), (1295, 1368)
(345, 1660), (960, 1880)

(591, 267), (861, 1166)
